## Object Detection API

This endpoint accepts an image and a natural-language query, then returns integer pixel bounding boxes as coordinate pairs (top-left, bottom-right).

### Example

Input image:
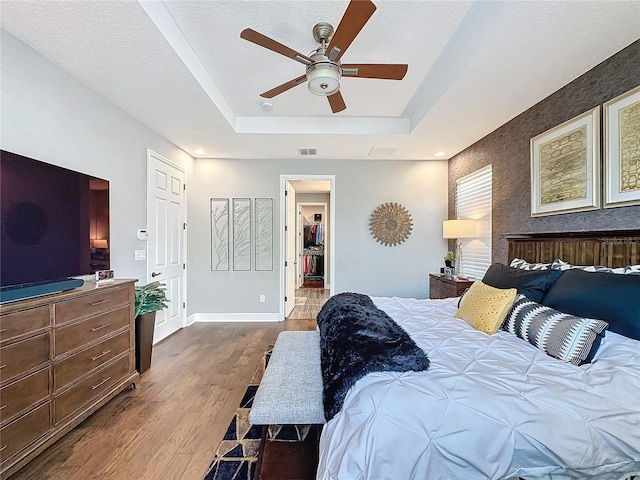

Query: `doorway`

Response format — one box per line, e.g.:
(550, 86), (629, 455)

(280, 175), (334, 320)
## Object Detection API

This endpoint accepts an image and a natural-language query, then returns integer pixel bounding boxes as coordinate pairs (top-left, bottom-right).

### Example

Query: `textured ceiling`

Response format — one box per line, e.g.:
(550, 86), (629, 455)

(1, 0), (639, 160)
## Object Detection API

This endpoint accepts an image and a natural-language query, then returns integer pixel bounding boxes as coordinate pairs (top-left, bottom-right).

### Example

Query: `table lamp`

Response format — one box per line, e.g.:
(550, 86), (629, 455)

(442, 219), (477, 276)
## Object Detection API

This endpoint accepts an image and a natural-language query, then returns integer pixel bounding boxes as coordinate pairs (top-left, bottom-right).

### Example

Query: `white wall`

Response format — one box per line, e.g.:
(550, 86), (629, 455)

(188, 158), (448, 317)
(1, 30), (194, 285)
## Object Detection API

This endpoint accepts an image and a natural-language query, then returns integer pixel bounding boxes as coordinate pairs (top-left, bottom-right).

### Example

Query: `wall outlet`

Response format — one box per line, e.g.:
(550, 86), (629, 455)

(134, 249), (146, 261)
(259, 294), (266, 303)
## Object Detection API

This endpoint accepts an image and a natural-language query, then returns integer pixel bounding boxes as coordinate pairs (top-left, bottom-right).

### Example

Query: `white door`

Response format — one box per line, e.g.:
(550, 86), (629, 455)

(297, 205), (304, 288)
(147, 150), (186, 343)
(285, 182), (296, 317)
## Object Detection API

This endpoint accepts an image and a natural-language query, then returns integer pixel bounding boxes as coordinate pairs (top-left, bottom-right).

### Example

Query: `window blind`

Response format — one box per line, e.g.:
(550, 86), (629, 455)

(456, 165), (492, 279)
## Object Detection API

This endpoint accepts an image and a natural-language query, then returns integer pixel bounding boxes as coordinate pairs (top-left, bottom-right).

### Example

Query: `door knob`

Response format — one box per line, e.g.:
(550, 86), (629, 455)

(151, 272), (161, 277)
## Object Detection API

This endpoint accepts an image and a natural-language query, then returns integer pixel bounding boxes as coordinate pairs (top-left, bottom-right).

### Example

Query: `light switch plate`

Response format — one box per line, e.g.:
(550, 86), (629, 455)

(135, 250), (146, 261)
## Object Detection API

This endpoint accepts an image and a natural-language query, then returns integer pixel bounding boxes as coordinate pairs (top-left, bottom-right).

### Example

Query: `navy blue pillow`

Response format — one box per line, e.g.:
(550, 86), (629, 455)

(542, 268), (640, 340)
(482, 263), (564, 303)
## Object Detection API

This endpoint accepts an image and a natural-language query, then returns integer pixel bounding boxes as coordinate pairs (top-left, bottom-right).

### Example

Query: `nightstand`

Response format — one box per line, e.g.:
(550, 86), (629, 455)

(429, 274), (474, 299)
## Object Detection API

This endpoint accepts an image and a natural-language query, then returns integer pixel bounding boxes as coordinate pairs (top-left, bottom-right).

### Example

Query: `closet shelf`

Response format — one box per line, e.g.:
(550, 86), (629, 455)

(303, 246), (324, 256)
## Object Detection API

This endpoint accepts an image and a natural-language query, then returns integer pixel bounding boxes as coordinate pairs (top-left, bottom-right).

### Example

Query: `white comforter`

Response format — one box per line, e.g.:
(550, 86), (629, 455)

(317, 296), (640, 480)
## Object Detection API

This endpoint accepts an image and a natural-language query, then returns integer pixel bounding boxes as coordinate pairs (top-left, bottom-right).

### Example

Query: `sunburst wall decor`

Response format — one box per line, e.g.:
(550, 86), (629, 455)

(369, 202), (413, 246)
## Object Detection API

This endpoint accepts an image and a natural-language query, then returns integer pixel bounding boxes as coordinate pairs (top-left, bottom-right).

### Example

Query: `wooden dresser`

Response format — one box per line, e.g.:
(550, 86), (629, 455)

(0, 279), (138, 479)
(429, 274), (474, 299)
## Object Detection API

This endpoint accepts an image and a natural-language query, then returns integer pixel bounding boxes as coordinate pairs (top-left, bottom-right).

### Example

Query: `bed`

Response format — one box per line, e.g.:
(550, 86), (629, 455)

(315, 232), (640, 480)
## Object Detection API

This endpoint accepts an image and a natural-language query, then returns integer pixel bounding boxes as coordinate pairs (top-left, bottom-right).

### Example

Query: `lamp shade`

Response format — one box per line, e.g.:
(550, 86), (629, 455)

(307, 62), (341, 96)
(442, 219), (476, 239)
(93, 239), (109, 249)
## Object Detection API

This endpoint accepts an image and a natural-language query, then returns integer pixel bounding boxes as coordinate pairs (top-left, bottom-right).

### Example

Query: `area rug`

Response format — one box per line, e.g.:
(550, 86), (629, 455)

(203, 348), (322, 480)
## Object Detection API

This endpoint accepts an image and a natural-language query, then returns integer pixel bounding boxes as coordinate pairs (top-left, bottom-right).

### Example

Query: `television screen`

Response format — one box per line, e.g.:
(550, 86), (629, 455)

(0, 150), (110, 290)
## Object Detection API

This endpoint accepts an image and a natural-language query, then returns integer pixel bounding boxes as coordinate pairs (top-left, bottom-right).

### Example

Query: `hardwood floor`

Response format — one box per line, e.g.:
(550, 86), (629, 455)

(8, 318), (317, 480)
(288, 288), (330, 320)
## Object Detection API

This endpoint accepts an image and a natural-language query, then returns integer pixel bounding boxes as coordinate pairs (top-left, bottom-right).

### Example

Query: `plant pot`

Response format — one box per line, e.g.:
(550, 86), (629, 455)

(135, 311), (157, 374)
(445, 260), (452, 268)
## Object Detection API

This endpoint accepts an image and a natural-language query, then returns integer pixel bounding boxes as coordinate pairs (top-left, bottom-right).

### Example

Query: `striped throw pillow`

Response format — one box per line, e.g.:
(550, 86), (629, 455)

(509, 258), (551, 270)
(503, 295), (608, 365)
(551, 259), (640, 274)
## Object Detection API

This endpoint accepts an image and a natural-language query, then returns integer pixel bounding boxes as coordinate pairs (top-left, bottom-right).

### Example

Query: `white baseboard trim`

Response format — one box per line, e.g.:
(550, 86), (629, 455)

(187, 312), (283, 325)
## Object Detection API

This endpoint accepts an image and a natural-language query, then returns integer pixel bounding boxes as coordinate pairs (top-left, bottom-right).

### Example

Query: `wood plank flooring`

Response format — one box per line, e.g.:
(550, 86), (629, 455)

(8, 316), (318, 480)
(287, 288), (329, 320)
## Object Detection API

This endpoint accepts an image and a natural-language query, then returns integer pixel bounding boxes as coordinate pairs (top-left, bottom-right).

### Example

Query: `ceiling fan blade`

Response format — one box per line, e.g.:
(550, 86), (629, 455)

(241, 28), (312, 65)
(326, 0), (376, 62)
(260, 75), (307, 98)
(342, 63), (408, 80)
(328, 91), (347, 113)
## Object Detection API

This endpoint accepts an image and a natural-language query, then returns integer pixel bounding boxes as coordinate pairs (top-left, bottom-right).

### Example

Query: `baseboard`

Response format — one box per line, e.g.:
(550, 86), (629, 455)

(188, 312), (283, 324)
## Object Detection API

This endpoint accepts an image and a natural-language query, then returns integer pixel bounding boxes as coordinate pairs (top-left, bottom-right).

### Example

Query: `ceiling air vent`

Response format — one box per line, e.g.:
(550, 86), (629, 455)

(368, 147), (398, 158)
(298, 148), (318, 156)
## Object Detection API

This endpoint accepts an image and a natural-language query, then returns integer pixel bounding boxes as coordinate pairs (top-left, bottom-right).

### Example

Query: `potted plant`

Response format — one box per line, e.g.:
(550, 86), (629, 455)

(134, 281), (169, 374)
(444, 251), (455, 268)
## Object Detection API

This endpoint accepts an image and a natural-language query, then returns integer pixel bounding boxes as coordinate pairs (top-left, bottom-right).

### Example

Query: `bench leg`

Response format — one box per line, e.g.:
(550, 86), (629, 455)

(254, 426), (268, 479)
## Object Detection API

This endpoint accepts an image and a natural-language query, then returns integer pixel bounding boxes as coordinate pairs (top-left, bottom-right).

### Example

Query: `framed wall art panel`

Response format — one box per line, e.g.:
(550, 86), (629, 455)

(233, 198), (251, 271)
(210, 198), (229, 271)
(530, 107), (600, 217)
(604, 85), (640, 208)
(254, 198), (273, 271)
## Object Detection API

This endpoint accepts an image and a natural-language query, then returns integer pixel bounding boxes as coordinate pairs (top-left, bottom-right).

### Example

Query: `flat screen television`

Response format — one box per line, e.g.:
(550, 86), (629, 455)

(0, 150), (110, 302)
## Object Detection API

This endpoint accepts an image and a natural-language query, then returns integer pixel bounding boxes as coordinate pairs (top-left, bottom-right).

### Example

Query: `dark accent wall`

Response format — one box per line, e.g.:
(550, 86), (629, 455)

(448, 40), (640, 264)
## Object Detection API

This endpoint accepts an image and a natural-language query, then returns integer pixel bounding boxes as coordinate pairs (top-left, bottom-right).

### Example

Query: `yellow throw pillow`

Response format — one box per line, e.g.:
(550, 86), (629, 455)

(454, 280), (517, 334)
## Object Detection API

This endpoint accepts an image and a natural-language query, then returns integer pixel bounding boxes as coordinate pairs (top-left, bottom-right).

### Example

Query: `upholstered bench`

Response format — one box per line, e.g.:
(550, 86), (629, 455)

(249, 330), (326, 425)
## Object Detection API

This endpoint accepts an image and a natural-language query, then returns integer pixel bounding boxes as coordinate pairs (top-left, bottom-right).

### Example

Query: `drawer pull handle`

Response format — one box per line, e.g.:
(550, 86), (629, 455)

(0, 405), (6, 411)
(91, 376), (111, 390)
(91, 323), (111, 332)
(91, 299), (111, 306)
(91, 350), (112, 361)
(0, 328), (7, 333)
(0, 445), (6, 452)
(0, 365), (6, 369)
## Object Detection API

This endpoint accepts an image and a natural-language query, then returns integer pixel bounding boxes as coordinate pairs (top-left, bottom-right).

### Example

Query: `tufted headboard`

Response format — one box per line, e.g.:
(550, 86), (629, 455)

(505, 230), (640, 269)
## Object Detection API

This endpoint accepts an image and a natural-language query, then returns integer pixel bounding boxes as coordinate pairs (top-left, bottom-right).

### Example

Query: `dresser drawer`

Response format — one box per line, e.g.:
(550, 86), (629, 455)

(54, 287), (131, 325)
(0, 306), (50, 345)
(0, 369), (50, 425)
(54, 306), (130, 357)
(53, 356), (130, 424)
(54, 331), (130, 390)
(0, 402), (50, 465)
(0, 333), (50, 385)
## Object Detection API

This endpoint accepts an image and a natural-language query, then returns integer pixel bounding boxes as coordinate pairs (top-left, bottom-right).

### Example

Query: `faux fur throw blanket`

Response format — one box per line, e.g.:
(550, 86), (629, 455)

(317, 292), (430, 421)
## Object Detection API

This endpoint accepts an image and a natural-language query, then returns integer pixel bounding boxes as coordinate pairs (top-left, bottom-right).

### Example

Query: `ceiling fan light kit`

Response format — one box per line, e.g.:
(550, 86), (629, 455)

(307, 61), (341, 96)
(240, 0), (407, 113)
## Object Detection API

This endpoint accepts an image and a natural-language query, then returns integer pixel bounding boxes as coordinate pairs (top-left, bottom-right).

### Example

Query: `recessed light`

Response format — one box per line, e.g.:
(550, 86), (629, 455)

(434, 151), (446, 157)
(194, 149), (205, 155)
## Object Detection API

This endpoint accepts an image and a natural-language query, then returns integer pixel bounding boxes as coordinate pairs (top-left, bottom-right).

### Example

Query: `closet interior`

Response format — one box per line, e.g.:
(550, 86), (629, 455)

(302, 212), (324, 286)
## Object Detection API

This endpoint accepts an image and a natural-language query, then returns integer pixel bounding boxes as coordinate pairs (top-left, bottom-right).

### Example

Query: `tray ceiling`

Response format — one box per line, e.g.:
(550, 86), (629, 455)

(1, 0), (638, 160)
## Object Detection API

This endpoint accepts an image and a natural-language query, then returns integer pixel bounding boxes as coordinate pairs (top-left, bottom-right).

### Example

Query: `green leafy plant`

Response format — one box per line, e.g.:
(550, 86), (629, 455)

(444, 251), (455, 262)
(134, 281), (169, 317)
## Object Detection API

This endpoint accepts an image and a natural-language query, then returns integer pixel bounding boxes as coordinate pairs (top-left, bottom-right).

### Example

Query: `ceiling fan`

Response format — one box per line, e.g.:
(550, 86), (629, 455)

(240, 0), (408, 113)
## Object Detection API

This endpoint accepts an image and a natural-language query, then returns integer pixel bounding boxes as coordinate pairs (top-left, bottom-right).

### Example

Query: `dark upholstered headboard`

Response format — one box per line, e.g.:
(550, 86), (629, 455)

(505, 231), (640, 268)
